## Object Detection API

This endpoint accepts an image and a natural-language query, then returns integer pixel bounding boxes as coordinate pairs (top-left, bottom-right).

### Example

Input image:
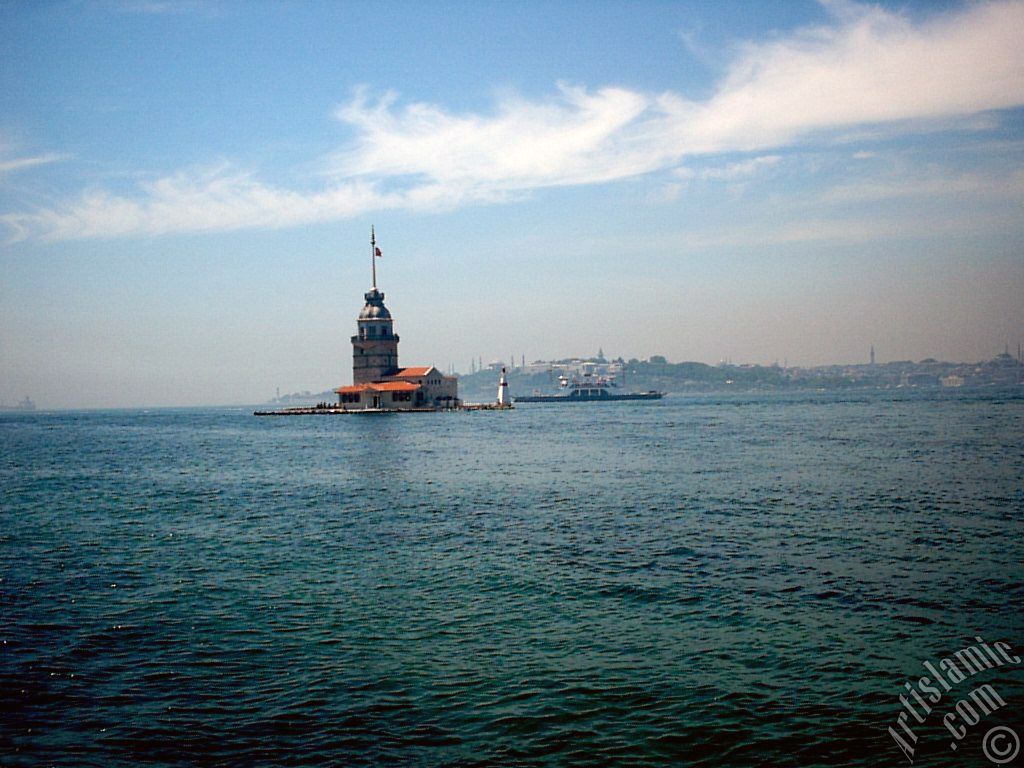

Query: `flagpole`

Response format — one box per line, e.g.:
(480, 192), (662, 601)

(371, 226), (377, 289)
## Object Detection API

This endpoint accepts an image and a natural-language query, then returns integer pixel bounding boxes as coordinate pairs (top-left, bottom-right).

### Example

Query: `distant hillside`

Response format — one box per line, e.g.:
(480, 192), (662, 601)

(458, 353), (1023, 402)
(269, 352), (1022, 404)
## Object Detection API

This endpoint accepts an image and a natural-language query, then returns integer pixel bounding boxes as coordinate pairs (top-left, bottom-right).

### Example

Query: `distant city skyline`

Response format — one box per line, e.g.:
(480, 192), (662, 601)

(2, 0), (1023, 408)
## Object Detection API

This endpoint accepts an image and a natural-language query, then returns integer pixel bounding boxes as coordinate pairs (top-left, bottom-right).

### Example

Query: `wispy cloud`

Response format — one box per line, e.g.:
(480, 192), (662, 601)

(601, 209), (1024, 254)
(673, 0), (1024, 151)
(3, 166), (400, 242)
(0, 152), (66, 174)
(332, 0), (1024, 184)
(674, 155), (782, 181)
(819, 175), (987, 204)
(330, 84), (658, 191)
(5, 0), (1024, 241)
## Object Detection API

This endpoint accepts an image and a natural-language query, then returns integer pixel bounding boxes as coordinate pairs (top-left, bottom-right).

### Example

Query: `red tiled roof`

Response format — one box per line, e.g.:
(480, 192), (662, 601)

(391, 366), (433, 378)
(335, 385), (365, 394)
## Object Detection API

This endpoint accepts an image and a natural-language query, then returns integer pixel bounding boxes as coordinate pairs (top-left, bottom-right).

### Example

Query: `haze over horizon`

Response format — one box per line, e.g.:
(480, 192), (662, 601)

(2, 0), (1023, 408)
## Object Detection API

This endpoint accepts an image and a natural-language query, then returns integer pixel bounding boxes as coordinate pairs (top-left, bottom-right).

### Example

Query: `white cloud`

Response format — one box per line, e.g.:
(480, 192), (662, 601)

(0, 152), (66, 174)
(673, 0), (1024, 152)
(4, 0), (1024, 241)
(818, 173), (1016, 204)
(674, 155), (782, 181)
(2, 166), (402, 242)
(331, 83), (657, 190)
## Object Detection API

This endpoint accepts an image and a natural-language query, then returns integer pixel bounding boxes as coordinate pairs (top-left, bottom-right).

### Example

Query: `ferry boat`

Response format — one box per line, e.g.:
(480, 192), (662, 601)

(514, 374), (663, 403)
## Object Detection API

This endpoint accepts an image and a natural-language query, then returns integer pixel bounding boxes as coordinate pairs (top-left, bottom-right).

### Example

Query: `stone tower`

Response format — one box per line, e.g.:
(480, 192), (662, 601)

(351, 228), (399, 384)
(351, 287), (399, 384)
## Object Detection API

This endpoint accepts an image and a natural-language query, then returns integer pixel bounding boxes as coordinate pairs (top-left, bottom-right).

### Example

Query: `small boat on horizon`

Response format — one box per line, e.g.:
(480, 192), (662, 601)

(0, 396), (36, 412)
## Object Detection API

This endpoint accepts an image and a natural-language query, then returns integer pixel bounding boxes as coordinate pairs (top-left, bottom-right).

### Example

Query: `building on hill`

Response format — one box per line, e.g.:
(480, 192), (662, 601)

(334, 230), (458, 411)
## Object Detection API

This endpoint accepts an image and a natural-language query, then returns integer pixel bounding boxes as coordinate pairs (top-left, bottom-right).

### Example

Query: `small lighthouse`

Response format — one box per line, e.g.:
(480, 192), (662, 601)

(497, 367), (511, 406)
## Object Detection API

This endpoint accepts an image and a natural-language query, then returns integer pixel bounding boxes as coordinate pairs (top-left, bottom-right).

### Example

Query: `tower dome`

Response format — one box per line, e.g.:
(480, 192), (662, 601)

(359, 288), (392, 320)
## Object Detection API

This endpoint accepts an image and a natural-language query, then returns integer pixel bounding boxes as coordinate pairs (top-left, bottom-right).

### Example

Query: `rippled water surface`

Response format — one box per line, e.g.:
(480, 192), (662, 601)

(2, 391), (1023, 766)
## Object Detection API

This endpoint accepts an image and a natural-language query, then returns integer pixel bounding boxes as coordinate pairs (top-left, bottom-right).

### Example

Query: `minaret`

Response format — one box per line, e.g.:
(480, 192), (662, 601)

(497, 367), (510, 406)
(351, 228), (400, 384)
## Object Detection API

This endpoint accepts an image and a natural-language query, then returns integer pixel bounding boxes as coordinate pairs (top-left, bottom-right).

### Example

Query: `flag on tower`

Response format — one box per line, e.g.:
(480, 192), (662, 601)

(375, 247), (382, 257)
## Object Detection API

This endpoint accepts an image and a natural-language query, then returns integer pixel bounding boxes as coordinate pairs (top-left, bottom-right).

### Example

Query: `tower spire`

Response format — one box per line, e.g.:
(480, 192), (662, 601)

(371, 226), (377, 289)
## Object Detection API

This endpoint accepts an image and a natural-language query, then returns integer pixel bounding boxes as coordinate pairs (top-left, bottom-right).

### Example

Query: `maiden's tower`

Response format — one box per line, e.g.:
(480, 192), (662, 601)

(334, 230), (458, 411)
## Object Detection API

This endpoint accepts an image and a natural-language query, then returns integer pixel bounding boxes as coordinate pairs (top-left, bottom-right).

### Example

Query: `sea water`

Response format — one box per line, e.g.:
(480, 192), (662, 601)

(2, 390), (1022, 766)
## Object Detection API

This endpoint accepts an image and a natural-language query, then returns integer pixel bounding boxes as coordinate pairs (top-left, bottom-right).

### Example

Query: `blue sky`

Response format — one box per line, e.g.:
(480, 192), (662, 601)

(1, 0), (1022, 407)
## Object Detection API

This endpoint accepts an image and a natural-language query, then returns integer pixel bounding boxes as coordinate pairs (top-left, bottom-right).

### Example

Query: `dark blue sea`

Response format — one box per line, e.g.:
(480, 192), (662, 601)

(2, 390), (1023, 767)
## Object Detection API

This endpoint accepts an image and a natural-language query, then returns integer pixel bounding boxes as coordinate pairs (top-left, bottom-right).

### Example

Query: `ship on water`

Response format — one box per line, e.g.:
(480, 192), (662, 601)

(514, 373), (663, 403)
(0, 396), (36, 412)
